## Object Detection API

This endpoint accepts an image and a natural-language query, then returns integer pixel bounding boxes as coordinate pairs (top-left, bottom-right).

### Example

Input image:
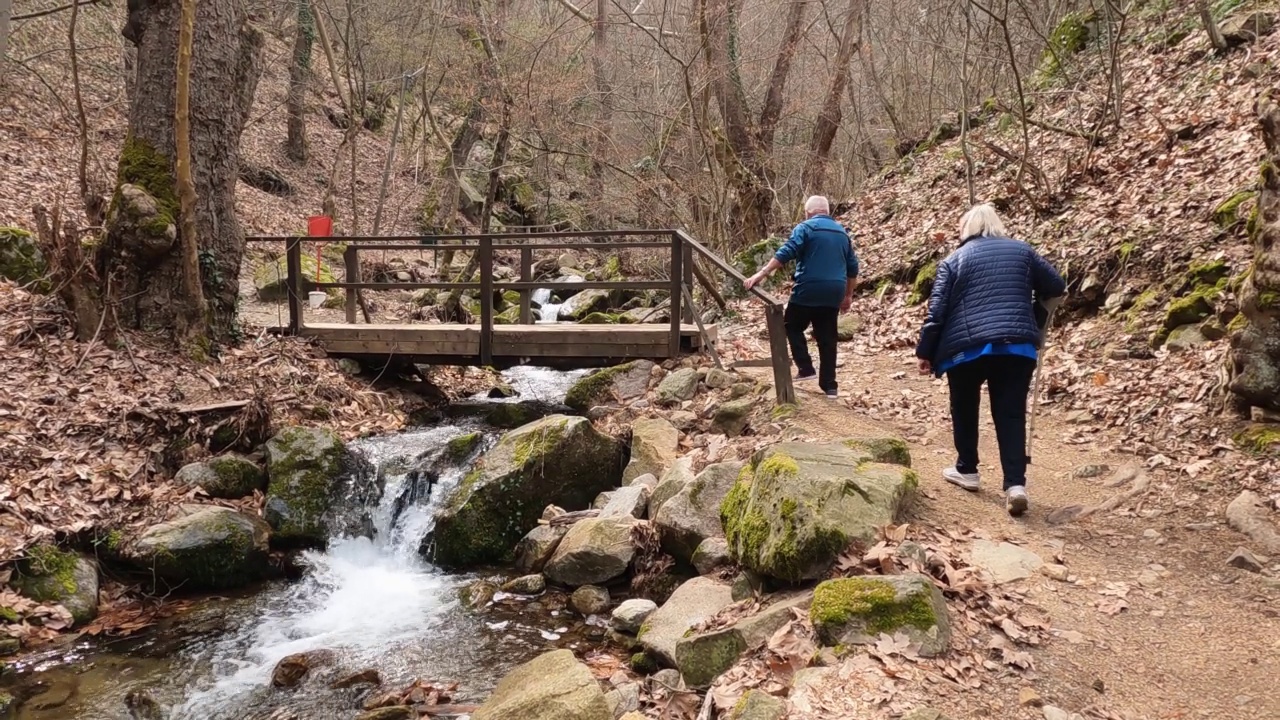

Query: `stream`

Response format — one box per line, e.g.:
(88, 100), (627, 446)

(2, 366), (604, 720)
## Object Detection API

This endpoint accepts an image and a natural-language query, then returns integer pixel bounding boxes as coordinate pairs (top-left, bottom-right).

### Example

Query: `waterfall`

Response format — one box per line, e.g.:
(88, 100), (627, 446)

(532, 288), (561, 323)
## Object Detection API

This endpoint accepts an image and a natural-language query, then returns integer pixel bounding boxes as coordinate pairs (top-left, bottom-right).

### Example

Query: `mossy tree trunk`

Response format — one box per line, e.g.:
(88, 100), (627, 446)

(1230, 90), (1280, 410)
(106, 0), (264, 342)
(285, 0), (315, 163)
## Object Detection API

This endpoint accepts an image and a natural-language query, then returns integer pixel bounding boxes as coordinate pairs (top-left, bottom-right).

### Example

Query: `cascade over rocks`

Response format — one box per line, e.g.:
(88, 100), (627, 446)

(655, 461), (743, 563)
(121, 505), (270, 592)
(471, 649), (611, 720)
(264, 427), (347, 547)
(427, 415), (624, 568)
(721, 440), (918, 582)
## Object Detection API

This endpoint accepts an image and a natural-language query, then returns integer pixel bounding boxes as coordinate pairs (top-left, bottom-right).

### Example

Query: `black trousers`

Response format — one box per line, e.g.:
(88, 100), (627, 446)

(946, 354), (1036, 490)
(784, 302), (839, 392)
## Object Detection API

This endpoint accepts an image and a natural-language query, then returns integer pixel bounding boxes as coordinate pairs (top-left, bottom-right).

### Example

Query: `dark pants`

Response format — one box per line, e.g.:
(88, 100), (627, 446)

(946, 354), (1036, 490)
(784, 302), (839, 392)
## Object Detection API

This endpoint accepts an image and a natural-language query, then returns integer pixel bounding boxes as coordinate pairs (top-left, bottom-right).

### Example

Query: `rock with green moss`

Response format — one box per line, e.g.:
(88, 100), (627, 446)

(176, 454), (265, 499)
(1163, 324), (1209, 352)
(837, 314), (861, 341)
(810, 574), (950, 656)
(0, 226), (49, 290)
(732, 237), (785, 279)
(123, 505), (270, 592)
(843, 437), (912, 468)
(427, 415), (625, 569)
(254, 254), (336, 302)
(561, 289), (611, 320)
(657, 368), (700, 406)
(579, 312), (620, 324)
(906, 261), (938, 305)
(624, 418), (679, 484)
(445, 432), (483, 462)
(712, 397), (755, 437)
(544, 516), (640, 587)
(727, 689), (786, 720)
(902, 709), (950, 720)
(1038, 11), (1092, 79)
(1215, 192), (1258, 229)
(649, 456), (695, 519)
(1234, 423), (1280, 454)
(264, 427), (347, 546)
(12, 546), (99, 625)
(472, 649), (611, 720)
(655, 462), (743, 563)
(675, 591), (812, 688)
(638, 576), (734, 667)
(565, 361), (655, 411)
(721, 442), (919, 582)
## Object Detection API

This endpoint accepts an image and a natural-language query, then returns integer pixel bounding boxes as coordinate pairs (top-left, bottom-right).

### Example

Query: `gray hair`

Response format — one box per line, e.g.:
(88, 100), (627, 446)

(958, 203), (1008, 241)
(804, 195), (830, 215)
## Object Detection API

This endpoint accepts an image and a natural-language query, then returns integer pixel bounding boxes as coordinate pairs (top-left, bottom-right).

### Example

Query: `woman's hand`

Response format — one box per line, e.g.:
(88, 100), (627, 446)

(917, 358), (932, 375)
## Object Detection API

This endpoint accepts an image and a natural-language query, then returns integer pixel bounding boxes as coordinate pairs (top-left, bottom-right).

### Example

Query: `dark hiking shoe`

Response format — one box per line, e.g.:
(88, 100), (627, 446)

(796, 370), (817, 381)
(1006, 485), (1029, 517)
(824, 388), (839, 399)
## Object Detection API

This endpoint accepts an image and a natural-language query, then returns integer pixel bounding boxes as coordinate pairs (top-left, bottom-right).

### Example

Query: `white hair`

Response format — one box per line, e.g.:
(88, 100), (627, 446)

(804, 195), (830, 215)
(958, 203), (1008, 241)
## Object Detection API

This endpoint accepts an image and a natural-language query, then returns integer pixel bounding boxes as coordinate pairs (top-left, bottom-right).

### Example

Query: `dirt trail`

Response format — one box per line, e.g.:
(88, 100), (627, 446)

(739, 347), (1280, 720)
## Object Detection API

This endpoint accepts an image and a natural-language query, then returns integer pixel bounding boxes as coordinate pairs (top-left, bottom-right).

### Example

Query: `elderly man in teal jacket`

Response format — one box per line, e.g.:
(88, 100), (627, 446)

(744, 195), (859, 398)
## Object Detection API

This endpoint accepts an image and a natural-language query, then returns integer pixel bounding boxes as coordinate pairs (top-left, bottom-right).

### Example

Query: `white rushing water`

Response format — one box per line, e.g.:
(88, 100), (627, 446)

(532, 287), (561, 323)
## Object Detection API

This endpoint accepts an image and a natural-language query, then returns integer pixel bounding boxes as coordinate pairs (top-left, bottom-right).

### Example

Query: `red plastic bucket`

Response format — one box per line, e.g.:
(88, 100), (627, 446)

(307, 215), (333, 237)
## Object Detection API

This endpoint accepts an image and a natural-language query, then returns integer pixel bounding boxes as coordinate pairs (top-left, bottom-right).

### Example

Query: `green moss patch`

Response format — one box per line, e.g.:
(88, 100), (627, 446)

(564, 361), (638, 410)
(445, 432), (483, 462)
(1214, 191), (1258, 230)
(0, 226), (49, 290)
(844, 438), (912, 468)
(906, 260), (937, 306)
(1234, 424), (1280, 455)
(811, 577), (935, 635)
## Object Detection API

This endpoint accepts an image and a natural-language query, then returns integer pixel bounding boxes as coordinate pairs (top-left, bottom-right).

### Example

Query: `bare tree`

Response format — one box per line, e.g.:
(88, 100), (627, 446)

(1196, 0), (1227, 52)
(286, 0), (316, 163)
(802, 0), (865, 192)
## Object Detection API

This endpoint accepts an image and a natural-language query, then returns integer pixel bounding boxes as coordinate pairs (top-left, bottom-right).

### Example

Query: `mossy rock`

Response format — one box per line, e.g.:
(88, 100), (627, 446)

(843, 437), (912, 468)
(810, 574), (950, 656)
(728, 689), (786, 720)
(1038, 11), (1093, 79)
(0, 226), (49, 291)
(471, 649), (611, 720)
(1234, 424), (1280, 454)
(426, 415), (625, 569)
(712, 398), (754, 437)
(906, 260), (937, 306)
(176, 454), (266, 499)
(12, 546), (99, 626)
(565, 361), (654, 411)
(254, 254), (336, 302)
(560, 289), (611, 320)
(544, 516), (640, 587)
(494, 306), (521, 325)
(579, 312), (620, 324)
(721, 442), (919, 582)
(732, 236), (785, 278)
(675, 591), (811, 688)
(1161, 287), (1219, 333)
(1214, 191), (1258, 230)
(264, 427), (347, 547)
(445, 432), (483, 462)
(655, 461), (743, 564)
(122, 505), (270, 592)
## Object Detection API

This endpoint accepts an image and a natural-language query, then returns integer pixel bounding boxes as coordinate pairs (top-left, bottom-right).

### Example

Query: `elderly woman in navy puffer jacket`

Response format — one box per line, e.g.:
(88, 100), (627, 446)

(915, 204), (1066, 517)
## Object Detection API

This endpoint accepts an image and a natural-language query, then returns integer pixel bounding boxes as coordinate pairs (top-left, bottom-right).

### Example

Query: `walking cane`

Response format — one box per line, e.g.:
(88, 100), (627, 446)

(1026, 297), (1062, 465)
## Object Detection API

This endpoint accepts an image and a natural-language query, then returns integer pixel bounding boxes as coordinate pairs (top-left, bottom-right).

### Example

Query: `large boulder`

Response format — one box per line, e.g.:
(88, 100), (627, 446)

(649, 456), (695, 519)
(655, 462), (743, 563)
(565, 361), (655, 410)
(600, 485), (649, 519)
(810, 574), (950, 657)
(254, 254), (335, 301)
(472, 649), (611, 720)
(12, 546), (99, 625)
(623, 418), (679, 484)
(721, 441), (918, 582)
(176, 453), (266, 499)
(0, 227), (48, 290)
(428, 416), (625, 568)
(560, 289), (611, 320)
(711, 398), (754, 437)
(544, 516), (640, 587)
(514, 524), (569, 573)
(656, 368), (699, 406)
(264, 427), (347, 546)
(122, 505), (270, 591)
(637, 577), (735, 667)
(675, 591), (812, 688)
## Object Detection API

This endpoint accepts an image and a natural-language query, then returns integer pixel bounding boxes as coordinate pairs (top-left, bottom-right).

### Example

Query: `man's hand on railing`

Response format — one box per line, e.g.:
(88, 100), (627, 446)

(743, 272), (764, 291)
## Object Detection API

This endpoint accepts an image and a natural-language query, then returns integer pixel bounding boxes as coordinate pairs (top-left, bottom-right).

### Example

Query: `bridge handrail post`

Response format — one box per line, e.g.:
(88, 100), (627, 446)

(669, 232), (683, 357)
(343, 245), (359, 324)
(519, 244), (533, 324)
(479, 236), (494, 366)
(285, 236), (303, 334)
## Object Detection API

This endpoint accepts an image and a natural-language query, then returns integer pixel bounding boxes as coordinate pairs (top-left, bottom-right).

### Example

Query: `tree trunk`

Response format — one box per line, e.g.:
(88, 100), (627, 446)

(588, 0), (612, 214)
(1196, 0), (1227, 52)
(757, 0), (807, 150)
(0, 0), (11, 63)
(173, 0), (208, 344)
(1230, 90), (1280, 410)
(108, 0), (263, 340)
(801, 0), (864, 192)
(285, 0), (314, 163)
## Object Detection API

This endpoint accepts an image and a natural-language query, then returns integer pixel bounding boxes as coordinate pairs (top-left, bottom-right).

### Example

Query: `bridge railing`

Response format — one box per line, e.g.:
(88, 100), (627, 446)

(244, 230), (795, 404)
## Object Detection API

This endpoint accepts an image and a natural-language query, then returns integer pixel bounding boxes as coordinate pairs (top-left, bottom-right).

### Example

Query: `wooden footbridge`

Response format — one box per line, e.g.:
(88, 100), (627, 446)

(246, 229), (795, 402)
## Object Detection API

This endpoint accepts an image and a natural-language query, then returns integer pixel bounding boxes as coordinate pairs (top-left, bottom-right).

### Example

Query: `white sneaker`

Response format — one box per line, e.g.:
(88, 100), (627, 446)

(1006, 485), (1029, 517)
(943, 467), (980, 491)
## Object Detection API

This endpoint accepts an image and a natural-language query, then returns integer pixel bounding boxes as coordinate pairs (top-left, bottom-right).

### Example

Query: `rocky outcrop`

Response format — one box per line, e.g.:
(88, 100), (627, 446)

(564, 361), (655, 411)
(544, 516), (640, 587)
(122, 505), (270, 591)
(623, 418), (679, 484)
(472, 649), (611, 720)
(176, 453), (265, 499)
(720, 441), (918, 582)
(560, 289), (611, 320)
(810, 574), (950, 656)
(675, 591), (812, 687)
(427, 416), (625, 568)
(264, 427), (347, 546)
(12, 546), (99, 625)
(637, 577), (735, 667)
(655, 461), (742, 563)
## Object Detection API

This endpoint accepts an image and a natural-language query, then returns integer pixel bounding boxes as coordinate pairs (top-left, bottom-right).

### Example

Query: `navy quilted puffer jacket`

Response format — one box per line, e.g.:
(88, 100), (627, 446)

(915, 235), (1066, 371)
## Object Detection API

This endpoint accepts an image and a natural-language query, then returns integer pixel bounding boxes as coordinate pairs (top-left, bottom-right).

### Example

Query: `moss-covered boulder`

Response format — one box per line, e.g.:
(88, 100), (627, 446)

(656, 368), (700, 406)
(637, 577), (734, 667)
(472, 649), (611, 720)
(844, 437), (912, 468)
(810, 574), (950, 656)
(565, 361), (655, 411)
(711, 397), (754, 437)
(12, 546), (99, 625)
(623, 418), (679, 484)
(254, 254), (336, 302)
(675, 591), (812, 688)
(426, 415), (625, 569)
(732, 237), (785, 281)
(544, 516), (640, 587)
(176, 454), (266, 499)
(655, 462), (743, 563)
(721, 442), (919, 582)
(560, 289), (611, 320)
(123, 505), (270, 592)
(264, 427), (347, 547)
(514, 524), (568, 573)
(906, 260), (938, 305)
(837, 314), (861, 342)
(0, 226), (48, 290)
